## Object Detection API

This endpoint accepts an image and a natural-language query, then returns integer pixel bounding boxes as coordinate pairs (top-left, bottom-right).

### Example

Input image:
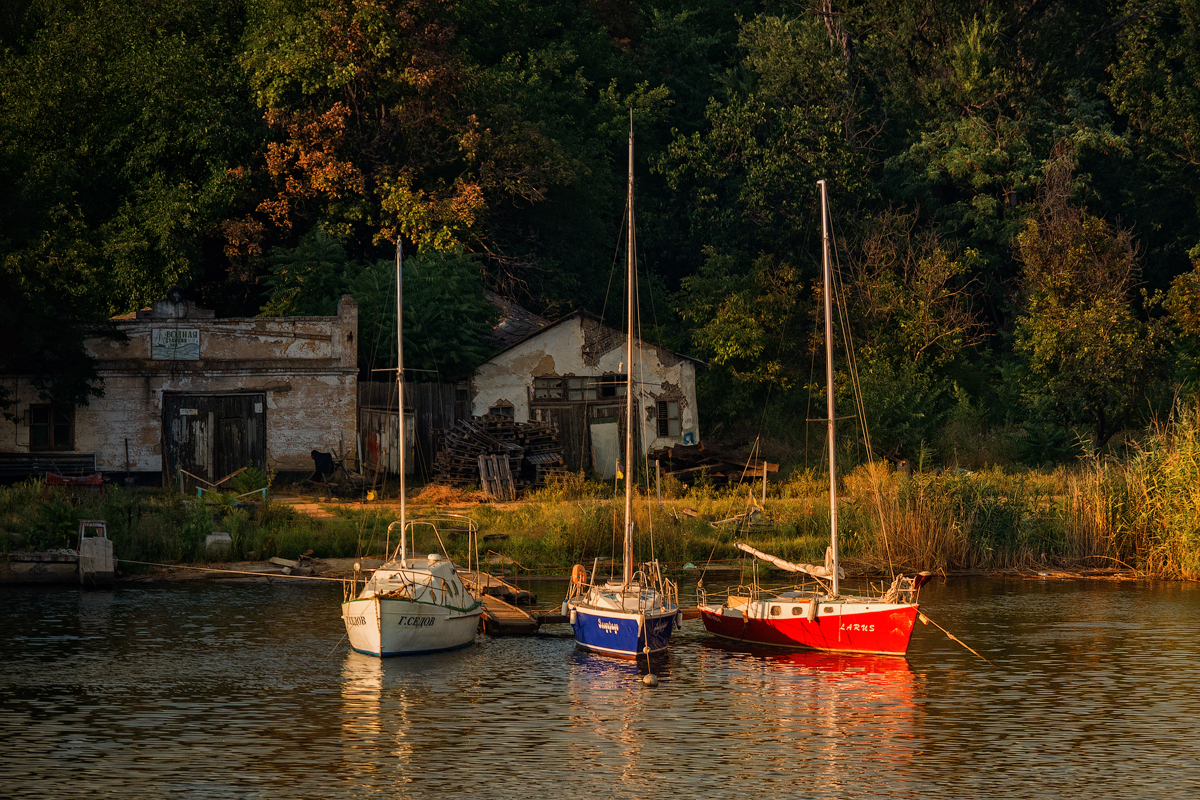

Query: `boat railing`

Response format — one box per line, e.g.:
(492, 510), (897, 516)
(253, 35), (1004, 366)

(386, 514), (481, 573)
(630, 561), (678, 613)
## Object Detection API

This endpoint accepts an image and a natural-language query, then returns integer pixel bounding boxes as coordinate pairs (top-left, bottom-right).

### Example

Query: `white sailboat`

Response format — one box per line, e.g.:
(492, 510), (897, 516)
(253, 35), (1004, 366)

(563, 123), (681, 659)
(341, 241), (483, 657)
(697, 179), (931, 656)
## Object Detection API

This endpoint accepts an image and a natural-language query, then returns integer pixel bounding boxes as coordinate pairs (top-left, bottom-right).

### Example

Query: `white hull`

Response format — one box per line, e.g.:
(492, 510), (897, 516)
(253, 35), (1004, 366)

(343, 595), (481, 657)
(342, 555), (482, 657)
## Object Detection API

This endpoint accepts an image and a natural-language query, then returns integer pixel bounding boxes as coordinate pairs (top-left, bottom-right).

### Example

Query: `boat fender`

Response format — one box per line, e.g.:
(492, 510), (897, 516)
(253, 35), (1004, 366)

(807, 597), (818, 622)
(675, 610), (683, 630)
(571, 564), (586, 585)
(561, 601), (568, 617)
(569, 609), (577, 625)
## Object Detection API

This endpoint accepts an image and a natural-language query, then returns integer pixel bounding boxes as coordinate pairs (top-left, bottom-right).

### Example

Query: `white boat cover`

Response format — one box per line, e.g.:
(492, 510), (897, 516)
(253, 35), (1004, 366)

(735, 542), (845, 580)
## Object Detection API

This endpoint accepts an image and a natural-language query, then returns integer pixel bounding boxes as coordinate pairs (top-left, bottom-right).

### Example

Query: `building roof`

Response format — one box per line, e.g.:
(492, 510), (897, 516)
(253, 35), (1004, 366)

(484, 303), (705, 368)
(485, 291), (552, 347)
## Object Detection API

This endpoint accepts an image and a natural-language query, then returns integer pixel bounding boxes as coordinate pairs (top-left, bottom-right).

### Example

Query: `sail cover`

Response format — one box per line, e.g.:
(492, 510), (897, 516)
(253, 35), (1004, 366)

(735, 542), (845, 580)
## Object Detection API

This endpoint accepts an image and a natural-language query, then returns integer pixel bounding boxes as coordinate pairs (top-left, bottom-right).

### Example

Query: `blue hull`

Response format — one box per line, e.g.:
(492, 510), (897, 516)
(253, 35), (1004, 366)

(571, 606), (678, 658)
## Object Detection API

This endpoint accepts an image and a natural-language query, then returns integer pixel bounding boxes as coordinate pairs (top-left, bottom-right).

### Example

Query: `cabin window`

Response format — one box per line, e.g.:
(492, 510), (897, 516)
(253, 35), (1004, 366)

(28, 405), (75, 451)
(656, 400), (681, 437)
(770, 606), (781, 616)
(792, 606), (803, 616)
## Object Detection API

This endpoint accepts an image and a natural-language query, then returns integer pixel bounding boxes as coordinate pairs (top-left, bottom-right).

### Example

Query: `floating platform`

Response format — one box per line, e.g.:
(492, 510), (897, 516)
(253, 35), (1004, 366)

(461, 571), (541, 636)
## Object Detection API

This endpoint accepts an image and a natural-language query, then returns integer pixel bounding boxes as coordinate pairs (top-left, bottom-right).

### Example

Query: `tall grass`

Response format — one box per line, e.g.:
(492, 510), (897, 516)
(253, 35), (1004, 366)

(1063, 403), (1200, 578)
(5, 407), (1200, 579)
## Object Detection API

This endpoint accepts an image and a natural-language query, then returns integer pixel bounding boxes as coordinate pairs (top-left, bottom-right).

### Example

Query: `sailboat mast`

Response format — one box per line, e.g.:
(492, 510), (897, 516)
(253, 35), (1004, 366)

(396, 239), (407, 568)
(623, 123), (635, 586)
(818, 180), (839, 597)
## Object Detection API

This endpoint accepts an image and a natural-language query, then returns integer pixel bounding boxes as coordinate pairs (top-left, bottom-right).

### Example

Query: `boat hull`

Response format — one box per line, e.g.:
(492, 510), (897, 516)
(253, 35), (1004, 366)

(571, 605), (678, 659)
(699, 599), (919, 656)
(343, 596), (482, 657)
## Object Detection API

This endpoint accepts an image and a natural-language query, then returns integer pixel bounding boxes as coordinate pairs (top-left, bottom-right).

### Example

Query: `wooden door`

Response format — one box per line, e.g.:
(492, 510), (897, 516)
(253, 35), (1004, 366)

(163, 394), (266, 489)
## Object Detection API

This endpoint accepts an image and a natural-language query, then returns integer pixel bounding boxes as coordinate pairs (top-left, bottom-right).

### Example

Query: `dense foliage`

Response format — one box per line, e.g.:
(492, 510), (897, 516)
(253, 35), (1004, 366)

(3, 0), (1199, 462)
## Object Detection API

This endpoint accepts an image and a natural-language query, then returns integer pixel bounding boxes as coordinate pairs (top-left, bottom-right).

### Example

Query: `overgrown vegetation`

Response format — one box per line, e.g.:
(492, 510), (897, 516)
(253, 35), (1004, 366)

(6, 403), (1200, 580)
(4, 1), (1200, 455)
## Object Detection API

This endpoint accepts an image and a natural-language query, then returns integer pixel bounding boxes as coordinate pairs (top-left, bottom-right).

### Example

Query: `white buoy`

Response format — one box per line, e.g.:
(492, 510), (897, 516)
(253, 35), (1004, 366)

(642, 643), (657, 687)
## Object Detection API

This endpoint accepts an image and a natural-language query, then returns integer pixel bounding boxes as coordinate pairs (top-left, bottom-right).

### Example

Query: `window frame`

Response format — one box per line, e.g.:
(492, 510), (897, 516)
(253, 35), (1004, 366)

(656, 400), (681, 438)
(27, 404), (75, 451)
(532, 374), (626, 404)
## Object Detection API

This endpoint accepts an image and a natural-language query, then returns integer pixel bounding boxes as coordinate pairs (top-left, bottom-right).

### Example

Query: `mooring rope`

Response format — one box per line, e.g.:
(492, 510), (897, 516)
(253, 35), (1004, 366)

(918, 612), (994, 666)
(118, 560), (349, 583)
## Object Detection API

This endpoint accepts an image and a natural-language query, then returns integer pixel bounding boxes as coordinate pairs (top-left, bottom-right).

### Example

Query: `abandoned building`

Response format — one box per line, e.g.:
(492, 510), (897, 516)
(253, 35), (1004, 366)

(472, 310), (701, 477)
(0, 293), (359, 488)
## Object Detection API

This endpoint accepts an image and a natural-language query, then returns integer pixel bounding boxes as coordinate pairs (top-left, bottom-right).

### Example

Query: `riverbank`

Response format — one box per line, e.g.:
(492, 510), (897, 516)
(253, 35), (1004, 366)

(4, 422), (1199, 583)
(1, 546), (1145, 590)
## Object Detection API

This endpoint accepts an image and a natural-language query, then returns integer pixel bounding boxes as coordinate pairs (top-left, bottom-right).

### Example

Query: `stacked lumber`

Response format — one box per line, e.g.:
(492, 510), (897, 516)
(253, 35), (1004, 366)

(432, 414), (566, 494)
(648, 442), (779, 487)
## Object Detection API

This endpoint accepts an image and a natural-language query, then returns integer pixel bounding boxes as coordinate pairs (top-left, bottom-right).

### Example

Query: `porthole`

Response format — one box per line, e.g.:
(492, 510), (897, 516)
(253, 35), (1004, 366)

(823, 607), (834, 614)
(770, 606), (781, 616)
(791, 606), (802, 616)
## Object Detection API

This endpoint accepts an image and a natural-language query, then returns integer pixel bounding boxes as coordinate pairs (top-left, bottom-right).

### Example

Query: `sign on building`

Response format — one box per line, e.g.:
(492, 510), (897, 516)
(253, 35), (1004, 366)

(152, 329), (200, 360)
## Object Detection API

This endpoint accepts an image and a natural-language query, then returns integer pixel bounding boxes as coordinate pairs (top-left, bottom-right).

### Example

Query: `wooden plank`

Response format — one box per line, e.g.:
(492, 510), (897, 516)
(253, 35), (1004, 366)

(478, 596), (539, 636)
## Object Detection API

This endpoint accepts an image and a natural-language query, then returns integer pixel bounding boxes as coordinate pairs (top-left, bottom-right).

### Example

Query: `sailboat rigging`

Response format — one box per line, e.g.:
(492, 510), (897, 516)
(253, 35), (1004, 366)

(696, 179), (931, 656)
(562, 123), (681, 659)
(341, 241), (484, 657)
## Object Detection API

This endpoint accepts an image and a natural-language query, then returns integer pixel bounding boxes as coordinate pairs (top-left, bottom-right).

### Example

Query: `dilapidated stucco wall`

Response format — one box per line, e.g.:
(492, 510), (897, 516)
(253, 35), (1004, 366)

(472, 314), (699, 458)
(0, 295), (358, 480)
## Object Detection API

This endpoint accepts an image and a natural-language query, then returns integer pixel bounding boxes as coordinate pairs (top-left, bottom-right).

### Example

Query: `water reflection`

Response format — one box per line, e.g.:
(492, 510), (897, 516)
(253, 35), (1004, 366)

(6, 580), (1200, 799)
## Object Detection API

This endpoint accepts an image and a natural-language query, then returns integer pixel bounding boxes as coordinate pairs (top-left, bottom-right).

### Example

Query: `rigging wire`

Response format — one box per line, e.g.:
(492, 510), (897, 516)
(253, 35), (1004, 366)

(826, 203), (898, 579)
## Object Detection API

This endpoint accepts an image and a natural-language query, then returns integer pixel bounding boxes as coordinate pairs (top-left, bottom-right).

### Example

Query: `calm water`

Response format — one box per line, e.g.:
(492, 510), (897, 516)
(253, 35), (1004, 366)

(2, 576), (1199, 799)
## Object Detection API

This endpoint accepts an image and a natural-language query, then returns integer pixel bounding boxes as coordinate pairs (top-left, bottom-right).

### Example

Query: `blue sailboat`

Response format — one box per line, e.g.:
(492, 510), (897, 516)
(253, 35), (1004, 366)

(564, 123), (680, 659)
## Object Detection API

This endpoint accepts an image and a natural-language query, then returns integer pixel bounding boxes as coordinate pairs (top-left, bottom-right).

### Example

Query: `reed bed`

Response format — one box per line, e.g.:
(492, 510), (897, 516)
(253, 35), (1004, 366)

(4, 405), (1199, 579)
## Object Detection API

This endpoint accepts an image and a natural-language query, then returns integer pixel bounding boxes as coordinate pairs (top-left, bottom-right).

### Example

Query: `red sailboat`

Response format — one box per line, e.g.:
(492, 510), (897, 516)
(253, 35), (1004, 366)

(697, 179), (931, 657)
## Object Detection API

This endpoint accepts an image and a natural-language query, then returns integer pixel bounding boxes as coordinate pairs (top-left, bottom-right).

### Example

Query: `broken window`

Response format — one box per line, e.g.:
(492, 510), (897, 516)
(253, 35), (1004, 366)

(596, 375), (627, 398)
(488, 403), (514, 418)
(656, 400), (681, 438)
(28, 405), (75, 451)
(533, 376), (563, 400)
(533, 375), (625, 402)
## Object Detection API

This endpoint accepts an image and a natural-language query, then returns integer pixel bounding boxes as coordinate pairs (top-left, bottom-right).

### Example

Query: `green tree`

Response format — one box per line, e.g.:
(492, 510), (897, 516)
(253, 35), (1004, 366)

(262, 231), (496, 379)
(1, 0), (261, 314)
(1013, 164), (1167, 450)
(1165, 254), (1200, 398)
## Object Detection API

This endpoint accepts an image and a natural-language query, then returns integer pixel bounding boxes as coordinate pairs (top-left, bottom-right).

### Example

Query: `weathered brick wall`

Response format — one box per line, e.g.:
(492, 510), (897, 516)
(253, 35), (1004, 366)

(473, 314), (700, 456)
(1, 296), (359, 480)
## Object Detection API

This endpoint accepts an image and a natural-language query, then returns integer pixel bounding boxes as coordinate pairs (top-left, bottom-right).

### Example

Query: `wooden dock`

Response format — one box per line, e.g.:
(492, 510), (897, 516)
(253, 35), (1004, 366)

(460, 570), (698, 634)
(461, 571), (542, 636)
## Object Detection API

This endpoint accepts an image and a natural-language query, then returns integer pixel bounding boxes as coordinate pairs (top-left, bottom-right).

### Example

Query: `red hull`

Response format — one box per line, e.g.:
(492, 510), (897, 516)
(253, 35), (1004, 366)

(699, 602), (919, 656)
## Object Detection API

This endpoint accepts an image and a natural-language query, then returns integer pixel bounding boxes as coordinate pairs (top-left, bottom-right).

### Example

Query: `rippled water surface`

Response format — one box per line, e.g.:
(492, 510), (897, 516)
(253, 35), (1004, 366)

(3, 577), (1200, 799)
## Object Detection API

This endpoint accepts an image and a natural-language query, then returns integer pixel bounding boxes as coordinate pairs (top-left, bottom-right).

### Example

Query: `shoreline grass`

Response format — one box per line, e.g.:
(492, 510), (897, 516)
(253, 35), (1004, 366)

(4, 405), (1199, 581)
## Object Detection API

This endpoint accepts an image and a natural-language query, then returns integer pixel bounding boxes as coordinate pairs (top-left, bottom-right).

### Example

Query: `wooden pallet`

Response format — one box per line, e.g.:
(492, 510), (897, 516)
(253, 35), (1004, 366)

(478, 454), (516, 501)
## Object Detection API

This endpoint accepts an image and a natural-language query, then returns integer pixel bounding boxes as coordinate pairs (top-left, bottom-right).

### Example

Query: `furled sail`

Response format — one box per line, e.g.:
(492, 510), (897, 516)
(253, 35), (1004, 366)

(735, 542), (846, 580)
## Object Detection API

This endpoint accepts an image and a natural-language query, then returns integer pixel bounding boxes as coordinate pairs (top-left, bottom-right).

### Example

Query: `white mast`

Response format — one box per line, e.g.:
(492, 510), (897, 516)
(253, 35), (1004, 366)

(818, 179), (839, 597)
(623, 120), (635, 586)
(396, 239), (407, 568)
